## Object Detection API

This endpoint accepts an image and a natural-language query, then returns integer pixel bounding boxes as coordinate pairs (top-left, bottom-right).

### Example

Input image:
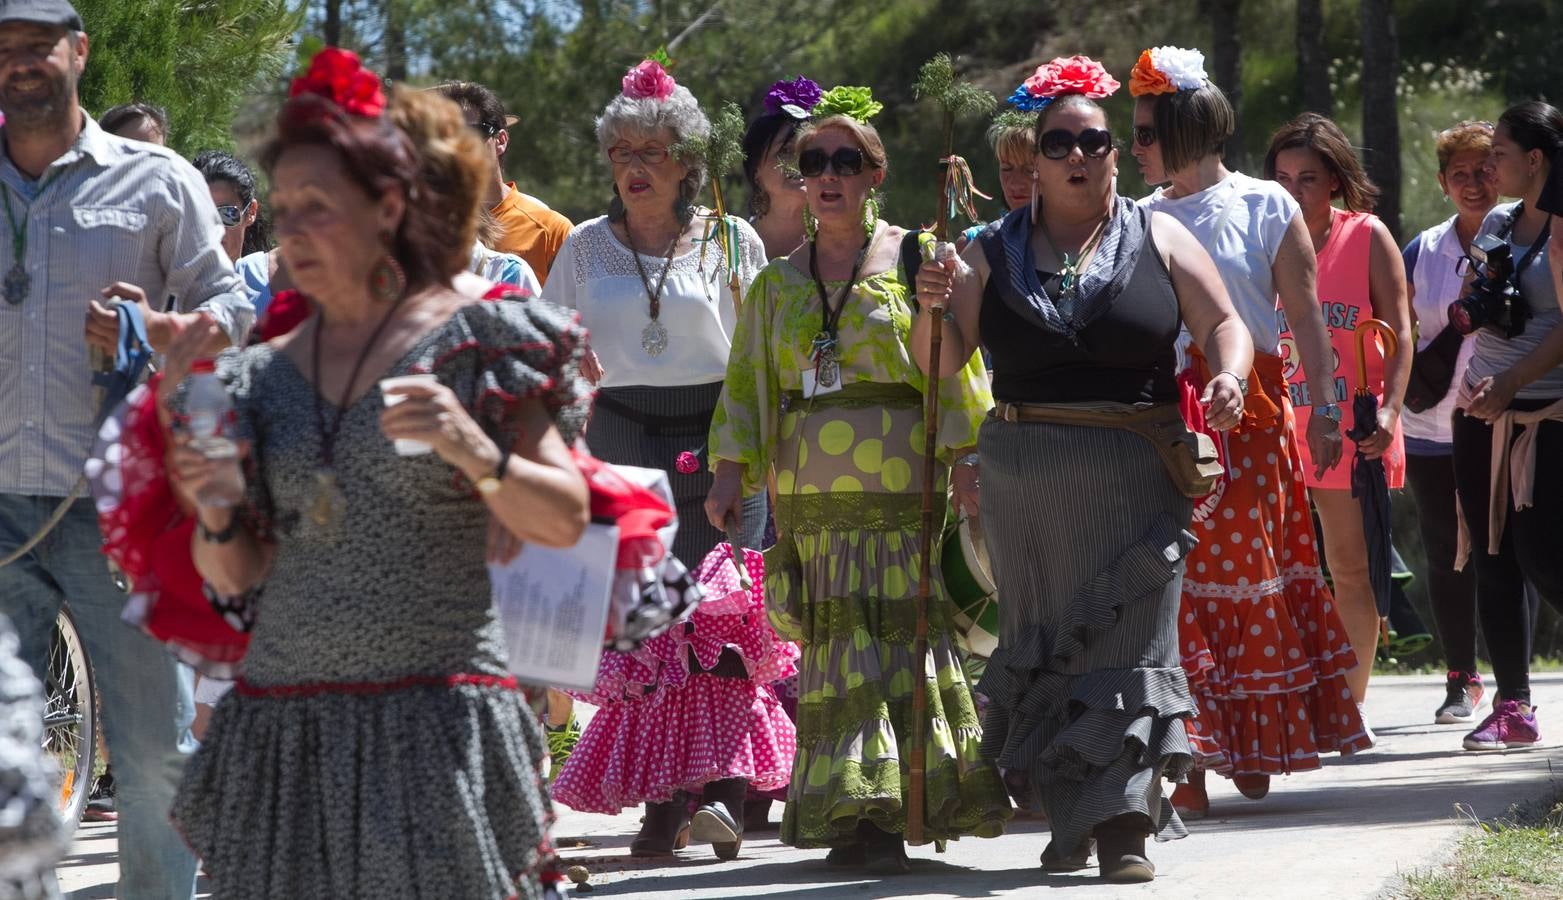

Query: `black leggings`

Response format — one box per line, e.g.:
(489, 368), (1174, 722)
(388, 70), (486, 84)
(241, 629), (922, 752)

(1405, 453), (1479, 674)
(1451, 404), (1563, 703)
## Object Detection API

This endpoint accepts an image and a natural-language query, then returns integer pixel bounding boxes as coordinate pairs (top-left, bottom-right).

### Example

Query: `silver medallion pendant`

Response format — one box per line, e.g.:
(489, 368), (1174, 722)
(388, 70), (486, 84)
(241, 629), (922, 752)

(818, 355), (840, 388)
(641, 319), (669, 356)
(3, 261), (28, 306)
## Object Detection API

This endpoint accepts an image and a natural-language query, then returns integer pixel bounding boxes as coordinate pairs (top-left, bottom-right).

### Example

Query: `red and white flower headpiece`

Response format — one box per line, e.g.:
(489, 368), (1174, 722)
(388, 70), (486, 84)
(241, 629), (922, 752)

(1129, 47), (1209, 97)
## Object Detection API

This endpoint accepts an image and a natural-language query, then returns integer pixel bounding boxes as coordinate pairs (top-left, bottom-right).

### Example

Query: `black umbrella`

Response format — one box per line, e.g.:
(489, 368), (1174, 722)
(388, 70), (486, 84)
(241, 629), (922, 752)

(1345, 320), (1400, 619)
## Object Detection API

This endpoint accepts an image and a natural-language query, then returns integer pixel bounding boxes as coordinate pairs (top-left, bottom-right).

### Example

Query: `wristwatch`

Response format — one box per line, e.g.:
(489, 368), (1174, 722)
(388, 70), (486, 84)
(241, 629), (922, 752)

(1217, 370), (1249, 394)
(1313, 402), (1343, 426)
(474, 451), (511, 497)
(198, 515), (237, 544)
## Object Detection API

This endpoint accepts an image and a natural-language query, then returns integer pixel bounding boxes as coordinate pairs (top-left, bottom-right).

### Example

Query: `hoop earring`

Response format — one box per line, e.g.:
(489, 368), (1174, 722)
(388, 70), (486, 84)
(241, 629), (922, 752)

(803, 206), (818, 241)
(862, 192), (879, 240)
(608, 185), (626, 223)
(368, 254), (406, 303)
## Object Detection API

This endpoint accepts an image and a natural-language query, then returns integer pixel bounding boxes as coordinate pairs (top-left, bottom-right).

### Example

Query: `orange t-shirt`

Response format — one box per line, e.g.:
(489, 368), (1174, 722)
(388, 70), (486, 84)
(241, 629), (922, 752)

(491, 183), (572, 285)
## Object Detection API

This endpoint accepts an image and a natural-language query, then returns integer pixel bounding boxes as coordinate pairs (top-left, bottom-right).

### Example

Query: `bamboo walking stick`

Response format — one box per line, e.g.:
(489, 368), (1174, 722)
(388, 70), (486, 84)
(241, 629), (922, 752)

(907, 55), (994, 847)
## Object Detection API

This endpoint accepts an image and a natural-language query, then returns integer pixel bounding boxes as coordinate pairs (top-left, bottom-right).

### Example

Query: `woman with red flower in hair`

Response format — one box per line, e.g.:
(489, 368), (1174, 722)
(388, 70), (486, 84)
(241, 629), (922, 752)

(915, 54), (1251, 881)
(1129, 46), (1373, 819)
(151, 49), (591, 899)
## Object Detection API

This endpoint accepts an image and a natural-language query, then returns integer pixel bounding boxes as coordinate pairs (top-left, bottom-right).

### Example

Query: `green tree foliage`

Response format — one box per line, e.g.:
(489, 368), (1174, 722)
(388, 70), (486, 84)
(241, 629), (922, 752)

(76, 0), (302, 156)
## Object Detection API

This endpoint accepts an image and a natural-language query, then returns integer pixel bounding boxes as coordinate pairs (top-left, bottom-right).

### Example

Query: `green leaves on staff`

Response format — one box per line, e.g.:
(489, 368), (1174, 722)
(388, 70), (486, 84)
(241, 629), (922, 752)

(673, 101), (747, 291)
(913, 53), (995, 239)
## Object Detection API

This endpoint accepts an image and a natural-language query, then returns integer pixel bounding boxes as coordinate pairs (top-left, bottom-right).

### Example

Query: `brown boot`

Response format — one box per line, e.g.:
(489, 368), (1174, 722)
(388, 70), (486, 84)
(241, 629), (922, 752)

(1094, 814), (1154, 883)
(690, 778), (747, 860)
(1232, 772), (1271, 800)
(630, 795), (691, 857)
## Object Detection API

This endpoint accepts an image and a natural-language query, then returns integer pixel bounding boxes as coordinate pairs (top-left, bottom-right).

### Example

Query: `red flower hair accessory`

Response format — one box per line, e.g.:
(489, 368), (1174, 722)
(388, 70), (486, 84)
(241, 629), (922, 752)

(1023, 55), (1121, 102)
(288, 47), (386, 118)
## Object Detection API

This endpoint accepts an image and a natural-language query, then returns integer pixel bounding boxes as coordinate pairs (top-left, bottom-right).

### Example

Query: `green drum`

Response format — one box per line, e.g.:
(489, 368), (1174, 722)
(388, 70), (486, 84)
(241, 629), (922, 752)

(941, 512), (999, 660)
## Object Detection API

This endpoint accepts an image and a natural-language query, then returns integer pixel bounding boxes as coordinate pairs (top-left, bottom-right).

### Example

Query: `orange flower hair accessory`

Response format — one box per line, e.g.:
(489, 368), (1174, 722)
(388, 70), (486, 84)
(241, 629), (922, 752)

(1129, 47), (1208, 98)
(288, 47), (385, 118)
(1022, 55), (1120, 102)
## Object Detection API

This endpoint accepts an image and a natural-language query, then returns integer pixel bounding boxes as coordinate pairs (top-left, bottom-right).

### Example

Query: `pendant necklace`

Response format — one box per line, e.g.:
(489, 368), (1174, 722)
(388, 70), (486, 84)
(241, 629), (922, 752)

(309, 293), (408, 529)
(1040, 212), (1109, 317)
(0, 172), (64, 306)
(625, 214), (681, 357)
(807, 223), (879, 388)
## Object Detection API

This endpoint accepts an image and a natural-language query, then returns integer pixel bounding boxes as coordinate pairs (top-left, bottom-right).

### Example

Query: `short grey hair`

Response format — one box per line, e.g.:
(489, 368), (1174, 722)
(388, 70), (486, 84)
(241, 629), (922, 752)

(596, 84), (711, 201)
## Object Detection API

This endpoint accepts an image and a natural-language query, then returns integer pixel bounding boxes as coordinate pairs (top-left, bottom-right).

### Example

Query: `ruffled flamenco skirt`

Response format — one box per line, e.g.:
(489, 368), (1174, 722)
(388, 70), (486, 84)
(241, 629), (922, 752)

(1177, 356), (1372, 777)
(551, 545), (799, 813)
(765, 494), (1012, 849)
(975, 416), (1197, 857)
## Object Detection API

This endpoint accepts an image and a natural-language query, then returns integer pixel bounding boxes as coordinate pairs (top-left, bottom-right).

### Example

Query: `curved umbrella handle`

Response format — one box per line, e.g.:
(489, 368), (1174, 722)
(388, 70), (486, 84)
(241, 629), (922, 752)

(1354, 318), (1399, 393)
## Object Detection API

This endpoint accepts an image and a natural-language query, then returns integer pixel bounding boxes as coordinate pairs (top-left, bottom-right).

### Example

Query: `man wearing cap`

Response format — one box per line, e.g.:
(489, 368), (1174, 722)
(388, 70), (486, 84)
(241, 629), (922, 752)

(0, 2), (250, 897)
(433, 80), (572, 284)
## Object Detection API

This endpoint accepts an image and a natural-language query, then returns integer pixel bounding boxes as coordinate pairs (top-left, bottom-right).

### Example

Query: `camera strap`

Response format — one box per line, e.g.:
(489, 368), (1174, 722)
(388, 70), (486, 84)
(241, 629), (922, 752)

(1497, 203), (1552, 279)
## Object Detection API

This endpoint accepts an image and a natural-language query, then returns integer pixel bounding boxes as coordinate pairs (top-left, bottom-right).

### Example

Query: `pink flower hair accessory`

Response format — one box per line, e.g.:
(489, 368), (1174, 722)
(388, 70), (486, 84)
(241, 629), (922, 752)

(1023, 55), (1121, 102)
(622, 59), (677, 102)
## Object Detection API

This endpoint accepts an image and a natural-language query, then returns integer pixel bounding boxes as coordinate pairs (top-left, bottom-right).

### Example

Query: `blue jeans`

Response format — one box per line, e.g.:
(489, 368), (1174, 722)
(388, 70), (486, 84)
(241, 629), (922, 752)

(0, 494), (197, 900)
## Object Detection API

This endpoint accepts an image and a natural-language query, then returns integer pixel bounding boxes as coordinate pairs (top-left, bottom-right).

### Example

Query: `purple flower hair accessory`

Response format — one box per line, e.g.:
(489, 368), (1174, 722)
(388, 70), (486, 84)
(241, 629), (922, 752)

(764, 76), (823, 120)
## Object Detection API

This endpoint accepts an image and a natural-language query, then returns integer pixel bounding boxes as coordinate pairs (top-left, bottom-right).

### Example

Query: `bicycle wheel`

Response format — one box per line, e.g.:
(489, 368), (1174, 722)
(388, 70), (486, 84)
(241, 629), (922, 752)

(43, 606), (96, 826)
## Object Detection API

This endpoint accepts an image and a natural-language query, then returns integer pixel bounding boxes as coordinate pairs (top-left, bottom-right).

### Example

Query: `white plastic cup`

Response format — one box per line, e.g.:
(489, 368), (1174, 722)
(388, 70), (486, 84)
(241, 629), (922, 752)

(379, 374), (439, 456)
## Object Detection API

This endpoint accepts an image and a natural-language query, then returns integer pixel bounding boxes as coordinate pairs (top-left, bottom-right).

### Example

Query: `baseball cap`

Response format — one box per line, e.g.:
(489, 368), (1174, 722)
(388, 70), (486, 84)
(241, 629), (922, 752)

(0, 0), (84, 31)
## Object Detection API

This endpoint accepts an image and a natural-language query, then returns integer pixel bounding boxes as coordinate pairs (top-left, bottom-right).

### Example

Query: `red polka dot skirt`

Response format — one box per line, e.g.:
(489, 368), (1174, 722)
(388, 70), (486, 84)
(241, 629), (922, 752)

(1177, 393), (1373, 777)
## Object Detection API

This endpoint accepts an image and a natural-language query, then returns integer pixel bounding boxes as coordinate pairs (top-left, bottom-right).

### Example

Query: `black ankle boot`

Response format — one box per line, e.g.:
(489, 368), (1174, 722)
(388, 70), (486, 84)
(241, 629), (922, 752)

(859, 820), (909, 875)
(630, 794), (691, 857)
(1094, 814), (1154, 883)
(690, 778), (748, 860)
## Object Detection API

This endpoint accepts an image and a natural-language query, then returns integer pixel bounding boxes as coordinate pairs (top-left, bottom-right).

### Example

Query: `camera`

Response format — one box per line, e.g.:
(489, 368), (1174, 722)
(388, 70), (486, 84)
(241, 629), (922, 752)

(1448, 233), (1529, 338)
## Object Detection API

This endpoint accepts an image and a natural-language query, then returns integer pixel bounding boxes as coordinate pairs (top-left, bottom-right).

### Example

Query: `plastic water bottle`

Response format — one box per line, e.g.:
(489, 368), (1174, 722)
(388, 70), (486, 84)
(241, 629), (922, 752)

(184, 359), (244, 508)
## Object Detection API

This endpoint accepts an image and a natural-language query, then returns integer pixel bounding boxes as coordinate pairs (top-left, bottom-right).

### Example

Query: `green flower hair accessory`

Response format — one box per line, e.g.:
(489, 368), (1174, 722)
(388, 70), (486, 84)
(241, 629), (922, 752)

(814, 86), (883, 124)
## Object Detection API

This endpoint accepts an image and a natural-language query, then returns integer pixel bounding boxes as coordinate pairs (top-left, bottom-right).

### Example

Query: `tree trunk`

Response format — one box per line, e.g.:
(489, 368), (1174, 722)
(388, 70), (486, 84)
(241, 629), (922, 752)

(1361, 0), (1401, 239)
(384, 0), (408, 82)
(1296, 0), (1332, 115)
(1201, 0), (1245, 170)
(323, 0), (341, 47)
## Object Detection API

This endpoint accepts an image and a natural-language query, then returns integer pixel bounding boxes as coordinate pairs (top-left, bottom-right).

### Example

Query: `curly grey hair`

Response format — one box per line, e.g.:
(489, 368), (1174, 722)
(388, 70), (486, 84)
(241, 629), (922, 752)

(596, 83), (711, 203)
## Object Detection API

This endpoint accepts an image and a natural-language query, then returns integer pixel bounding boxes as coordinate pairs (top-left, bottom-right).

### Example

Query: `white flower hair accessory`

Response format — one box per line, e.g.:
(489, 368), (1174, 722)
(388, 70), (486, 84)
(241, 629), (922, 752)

(1130, 46), (1209, 96)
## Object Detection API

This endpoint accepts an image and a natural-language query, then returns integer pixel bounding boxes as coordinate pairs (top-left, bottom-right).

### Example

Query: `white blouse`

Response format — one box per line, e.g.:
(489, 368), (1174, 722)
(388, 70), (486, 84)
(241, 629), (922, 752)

(542, 215), (767, 388)
(1402, 216), (1478, 444)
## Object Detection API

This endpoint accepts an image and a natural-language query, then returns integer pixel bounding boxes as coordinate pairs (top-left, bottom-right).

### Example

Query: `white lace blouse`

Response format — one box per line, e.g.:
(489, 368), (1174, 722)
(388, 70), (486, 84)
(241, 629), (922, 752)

(542, 215), (768, 388)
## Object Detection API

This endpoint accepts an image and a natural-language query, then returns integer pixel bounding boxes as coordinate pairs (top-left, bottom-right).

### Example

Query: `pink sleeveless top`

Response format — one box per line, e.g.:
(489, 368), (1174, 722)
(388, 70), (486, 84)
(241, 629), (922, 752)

(1279, 208), (1405, 491)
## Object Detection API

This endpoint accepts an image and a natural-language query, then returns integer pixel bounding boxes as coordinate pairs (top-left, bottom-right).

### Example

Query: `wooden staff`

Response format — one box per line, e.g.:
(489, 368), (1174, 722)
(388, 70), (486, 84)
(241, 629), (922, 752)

(907, 54), (994, 847)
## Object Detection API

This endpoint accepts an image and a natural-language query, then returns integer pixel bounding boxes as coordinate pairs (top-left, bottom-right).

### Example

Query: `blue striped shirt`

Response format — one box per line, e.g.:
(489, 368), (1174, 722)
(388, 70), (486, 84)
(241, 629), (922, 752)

(0, 117), (253, 496)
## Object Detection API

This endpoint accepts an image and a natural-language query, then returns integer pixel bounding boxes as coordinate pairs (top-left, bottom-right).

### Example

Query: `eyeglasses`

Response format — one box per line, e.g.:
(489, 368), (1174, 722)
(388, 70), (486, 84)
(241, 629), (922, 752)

(607, 144), (670, 165)
(1038, 128), (1114, 160)
(215, 205), (244, 227)
(1133, 125), (1158, 148)
(470, 121), (502, 140)
(797, 147), (866, 178)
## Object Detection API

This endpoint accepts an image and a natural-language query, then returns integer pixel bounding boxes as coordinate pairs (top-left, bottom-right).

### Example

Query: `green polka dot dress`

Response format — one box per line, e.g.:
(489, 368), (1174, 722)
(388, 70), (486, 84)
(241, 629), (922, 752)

(710, 255), (1012, 848)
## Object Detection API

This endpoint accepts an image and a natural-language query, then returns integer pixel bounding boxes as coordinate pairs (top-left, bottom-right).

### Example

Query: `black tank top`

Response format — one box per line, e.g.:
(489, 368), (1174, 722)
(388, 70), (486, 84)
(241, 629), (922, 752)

(980, 225), (1181, 404)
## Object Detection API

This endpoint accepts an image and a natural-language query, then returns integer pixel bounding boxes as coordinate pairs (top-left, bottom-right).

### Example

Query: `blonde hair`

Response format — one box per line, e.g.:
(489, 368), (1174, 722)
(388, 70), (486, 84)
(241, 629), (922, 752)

(1436, 121), (1495, 172)
(795, 115), (889, 175)
(986, 121), (1036, 167)
(387, 88), (490, 279)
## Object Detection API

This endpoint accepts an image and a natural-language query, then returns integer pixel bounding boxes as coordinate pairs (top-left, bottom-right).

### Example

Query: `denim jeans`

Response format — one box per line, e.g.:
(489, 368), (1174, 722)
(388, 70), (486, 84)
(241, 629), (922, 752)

(0, 494), (197, 900)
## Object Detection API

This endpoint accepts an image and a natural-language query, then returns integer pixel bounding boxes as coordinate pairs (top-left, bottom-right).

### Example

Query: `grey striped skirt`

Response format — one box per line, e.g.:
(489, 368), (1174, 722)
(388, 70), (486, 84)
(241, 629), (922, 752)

(588, 382), (766, 565)
(975, 415), (1197, 857)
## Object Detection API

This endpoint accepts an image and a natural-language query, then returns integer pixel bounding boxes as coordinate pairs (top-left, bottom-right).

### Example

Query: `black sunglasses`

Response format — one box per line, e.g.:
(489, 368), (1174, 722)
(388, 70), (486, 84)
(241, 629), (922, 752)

(470, 121), (501, 139)
(1133, 125), (1158, 148)
(1038, 128), (1114, 160)
(798, 147), (867, 178)
(215, 204), (244, 227)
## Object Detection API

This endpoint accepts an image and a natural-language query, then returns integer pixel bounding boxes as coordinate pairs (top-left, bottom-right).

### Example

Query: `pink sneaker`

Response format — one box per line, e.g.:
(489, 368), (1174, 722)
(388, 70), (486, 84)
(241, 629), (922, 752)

(1462, 699), (1540, 751)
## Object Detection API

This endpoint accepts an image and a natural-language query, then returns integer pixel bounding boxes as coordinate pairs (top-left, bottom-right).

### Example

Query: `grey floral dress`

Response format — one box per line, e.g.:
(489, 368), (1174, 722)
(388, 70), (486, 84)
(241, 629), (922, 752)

(171, 298), (591, 900)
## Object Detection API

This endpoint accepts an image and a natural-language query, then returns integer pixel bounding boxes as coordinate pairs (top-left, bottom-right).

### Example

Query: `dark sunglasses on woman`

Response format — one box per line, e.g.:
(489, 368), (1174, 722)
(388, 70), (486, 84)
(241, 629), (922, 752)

(1133, 125), (1157, 148)
(1038, 128), (1114, 160)
(215, 205), (244, 227)
(798, 147), (866, 178)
